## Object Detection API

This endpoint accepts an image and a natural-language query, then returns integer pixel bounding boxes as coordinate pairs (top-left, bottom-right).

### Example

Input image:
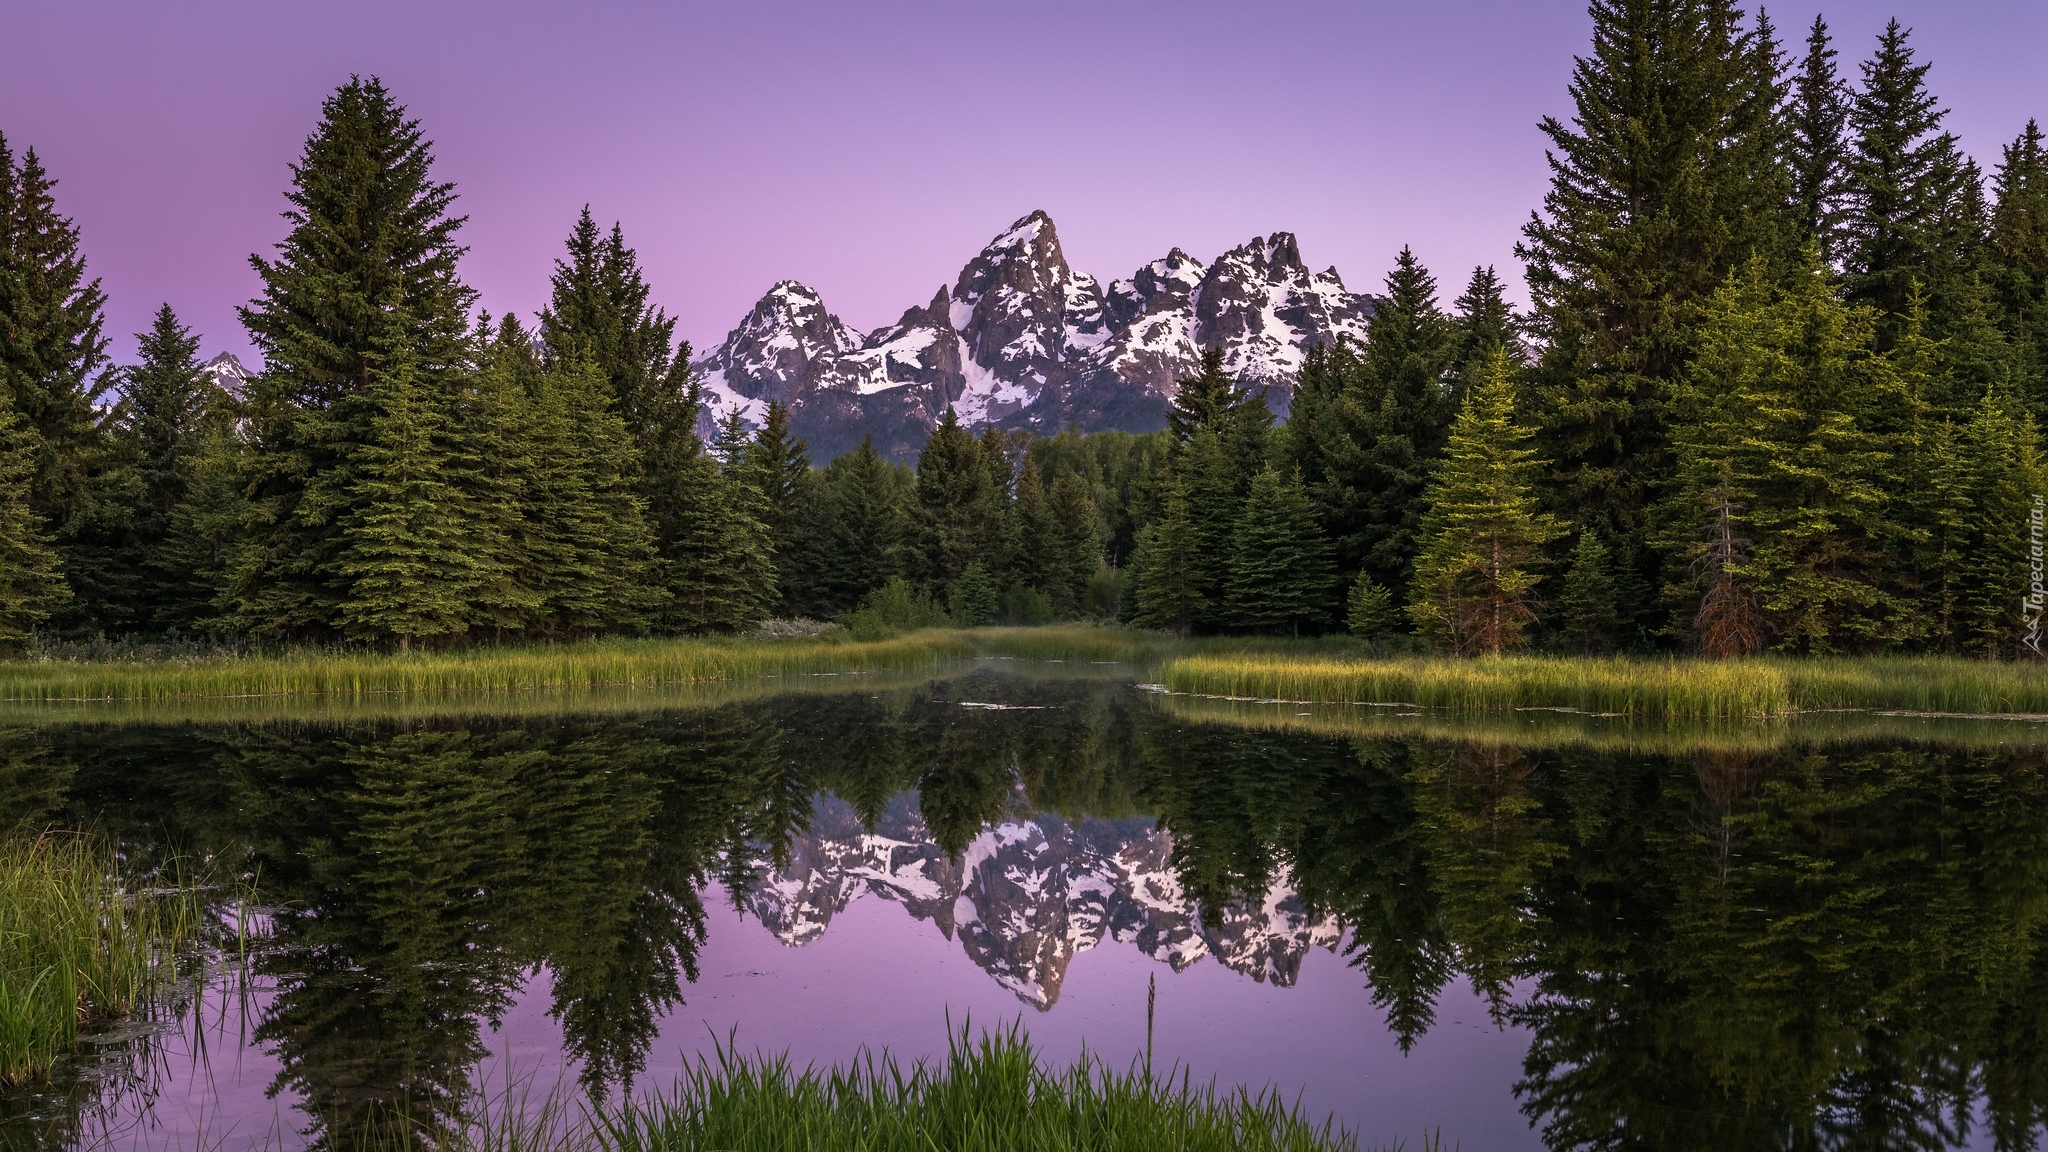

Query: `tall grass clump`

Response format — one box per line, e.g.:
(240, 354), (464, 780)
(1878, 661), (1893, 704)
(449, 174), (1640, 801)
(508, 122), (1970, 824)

(1160, 652), (2048, 720)
(0, 833), (207, 1086)
(602, 1023), (1356, 1152)
(0, 632), (979, 703)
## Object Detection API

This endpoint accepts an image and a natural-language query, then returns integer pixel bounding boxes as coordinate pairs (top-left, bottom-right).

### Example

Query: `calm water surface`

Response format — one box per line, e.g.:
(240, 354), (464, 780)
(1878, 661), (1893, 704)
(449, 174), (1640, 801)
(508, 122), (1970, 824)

(3, 664), (2045, 1150)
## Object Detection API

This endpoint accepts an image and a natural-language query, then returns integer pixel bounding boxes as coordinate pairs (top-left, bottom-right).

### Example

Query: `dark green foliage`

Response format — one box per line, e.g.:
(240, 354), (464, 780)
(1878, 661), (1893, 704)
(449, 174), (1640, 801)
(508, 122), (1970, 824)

(799, 436), (911, 617)
(1000, 581), (1053, 627)
(1447, 264), (1519, 405)
(1515, 0), (1791, 632)
(1992, 120), (2048, 409)
(947, 561), (997, 626)
(1168, 347), (1269, 453)
(1130, 493), (1206, 636)
(1790, 15), (1852, 265)
(1840, 19), (1985, 342)
(0, 396), (67, 647)
(1409, 353), (1566, 655)
(231, 77), (478, 641)
(0, 134), (110, 554)
(914, 410), (1006, 591)
(840, 575), (947, 639)
(1556, 529), (1619, 654)
(658, 439), (775, 635)
(744, 401), (812, 614)
(1345, 572), (1396, 642)
(1224, 468), (1336, 636)
(1009, 456), (1052, 593)
(1043, 469), (1101, 615)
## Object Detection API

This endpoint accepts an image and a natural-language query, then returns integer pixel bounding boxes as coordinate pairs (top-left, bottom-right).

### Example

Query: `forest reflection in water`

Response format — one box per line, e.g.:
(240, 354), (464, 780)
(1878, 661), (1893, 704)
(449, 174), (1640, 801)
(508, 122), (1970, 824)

(5, 666), (2048, 1151)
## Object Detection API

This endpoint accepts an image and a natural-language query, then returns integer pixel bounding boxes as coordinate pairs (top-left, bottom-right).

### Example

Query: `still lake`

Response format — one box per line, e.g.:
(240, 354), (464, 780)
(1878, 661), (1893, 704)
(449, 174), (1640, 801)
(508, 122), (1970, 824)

(4, 661), (2046, 1150)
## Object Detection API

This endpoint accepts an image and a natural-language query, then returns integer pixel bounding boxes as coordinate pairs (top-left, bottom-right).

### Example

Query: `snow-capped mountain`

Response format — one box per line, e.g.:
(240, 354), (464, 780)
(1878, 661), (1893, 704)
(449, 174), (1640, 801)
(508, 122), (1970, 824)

(693, 211), (1373, 460)
(740, 793), (1342, 1009)
(200, 352), (255, 395)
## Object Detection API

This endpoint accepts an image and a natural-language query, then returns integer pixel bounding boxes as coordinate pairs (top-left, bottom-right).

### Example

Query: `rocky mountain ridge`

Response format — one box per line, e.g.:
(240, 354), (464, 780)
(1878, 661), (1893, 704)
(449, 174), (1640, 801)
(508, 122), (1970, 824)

(739, 793), (1342, 1009)
(694, 211), (1374, 460)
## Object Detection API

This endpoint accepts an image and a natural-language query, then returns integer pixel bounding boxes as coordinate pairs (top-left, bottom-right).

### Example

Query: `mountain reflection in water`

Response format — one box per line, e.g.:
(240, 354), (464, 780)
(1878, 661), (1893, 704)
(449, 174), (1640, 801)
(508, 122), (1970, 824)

(3, 666), (2047, 1151)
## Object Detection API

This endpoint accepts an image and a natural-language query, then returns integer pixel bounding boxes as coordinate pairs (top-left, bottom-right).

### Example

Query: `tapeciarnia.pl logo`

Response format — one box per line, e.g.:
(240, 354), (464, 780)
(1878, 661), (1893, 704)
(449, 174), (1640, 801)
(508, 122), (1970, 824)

(2028, 494), (2046, 656)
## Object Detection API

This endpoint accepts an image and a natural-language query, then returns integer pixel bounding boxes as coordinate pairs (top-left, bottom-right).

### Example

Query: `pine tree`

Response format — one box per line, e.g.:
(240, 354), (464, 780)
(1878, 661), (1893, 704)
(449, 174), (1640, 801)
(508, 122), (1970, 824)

(1956, 394), (2047, 655)
(231, 77), (478, 639)
(151, 401), (246, 636)
(1840, 20), (1984, 341)
(1131, 492), (1207, 636)
(663, 450), (775, 633)
(1044, 468), (1101, 616)
(1447, 265), (1519, 406)
(0, 135), (110, 553)
(947, 561), (998, 626)
(1009, 455), (1053, 594)
(1556, 529), (1619, 654)
(1350, 249), (1457, 594)
(0, 396), (67, 647)
(1516, 0), (1792, 635)
(537, 208), (706, 621)
(1408, 352), (1566, 655)
(1789, 15), (1852, 265)
(1666, 261), (1902, 654)
(108, 306), (212, 632)
(1224, 468), (1336, 636)
(743, 400), (812, 614)
(1992, 120), (2048, 410)
(1345, 571), (1397, 642)
(804, 435), (909, 616)
(914, 409), (1003, 591)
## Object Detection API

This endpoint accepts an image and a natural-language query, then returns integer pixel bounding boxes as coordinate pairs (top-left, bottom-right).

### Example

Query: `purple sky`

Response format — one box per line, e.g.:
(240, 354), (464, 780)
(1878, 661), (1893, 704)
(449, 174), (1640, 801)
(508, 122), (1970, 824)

(5, 0), (2044, 368)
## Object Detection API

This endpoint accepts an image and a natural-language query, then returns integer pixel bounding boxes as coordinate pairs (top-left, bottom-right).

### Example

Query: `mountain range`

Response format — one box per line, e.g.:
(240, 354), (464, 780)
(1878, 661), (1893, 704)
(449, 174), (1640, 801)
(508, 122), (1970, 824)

(740, 792), (1342, 1009)
(692, 211), (1375, 460)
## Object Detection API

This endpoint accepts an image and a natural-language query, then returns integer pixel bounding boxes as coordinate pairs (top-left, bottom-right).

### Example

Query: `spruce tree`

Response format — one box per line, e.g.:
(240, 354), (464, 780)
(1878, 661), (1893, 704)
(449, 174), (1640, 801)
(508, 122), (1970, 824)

(1556, 529), (1619, 654)
(232, 77), (478, 640)
(1447, 265), (1519, 406)
(947, 561), (998, 626)
(1516, 0), (1792, 635)
(109, 306), (212, 632)
(1840, 20), (1983, 341)
(914, 409), (1004, 591)
(1224, 467), (1336, 636)
(1345, 571), (1397, 643)
(1131, 492), (1206, 636)
(1666, 261), (1901, 654)
(0, 135), (110, 551)
(1992, 120), (2048, 409)
(1350, 249), (1457, 593)
(0, 395), (67, 647)
(1789, 15), (1852, 265)
(663, 449), (775, 632)
(1044, 468), (1101, 616)
(1408, 352), (1565, 656)
(1009, 455), (1053, 594)
(804, 435), (908, 616)
(743, 400), (812, 614)
(1956, 394), (2047, 655)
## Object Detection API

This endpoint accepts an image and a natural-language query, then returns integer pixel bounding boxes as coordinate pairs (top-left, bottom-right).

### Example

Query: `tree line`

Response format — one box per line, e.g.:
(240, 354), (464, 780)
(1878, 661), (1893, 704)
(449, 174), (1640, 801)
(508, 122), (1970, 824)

(2, 3), (2045, 656)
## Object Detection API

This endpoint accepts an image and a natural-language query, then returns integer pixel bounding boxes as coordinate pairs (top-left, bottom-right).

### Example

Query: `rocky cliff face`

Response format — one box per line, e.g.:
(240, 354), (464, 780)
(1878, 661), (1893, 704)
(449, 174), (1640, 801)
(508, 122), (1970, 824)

(692, 211), (1372, 461)
(739, 793), (1342, 1009)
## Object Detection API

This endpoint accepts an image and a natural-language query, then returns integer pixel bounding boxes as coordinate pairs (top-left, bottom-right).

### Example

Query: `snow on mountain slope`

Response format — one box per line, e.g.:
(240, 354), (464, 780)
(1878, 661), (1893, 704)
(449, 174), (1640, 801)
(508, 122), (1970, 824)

(691, 212), (1374, 459)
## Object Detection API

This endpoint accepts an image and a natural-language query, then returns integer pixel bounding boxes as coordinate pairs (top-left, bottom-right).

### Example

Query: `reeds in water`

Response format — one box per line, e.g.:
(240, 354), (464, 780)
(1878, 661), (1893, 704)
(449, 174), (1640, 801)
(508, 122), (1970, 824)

(1160, 653), (2048, 721)
(0, 832), (207, 1086)
(599, 1023), (1355, 1152)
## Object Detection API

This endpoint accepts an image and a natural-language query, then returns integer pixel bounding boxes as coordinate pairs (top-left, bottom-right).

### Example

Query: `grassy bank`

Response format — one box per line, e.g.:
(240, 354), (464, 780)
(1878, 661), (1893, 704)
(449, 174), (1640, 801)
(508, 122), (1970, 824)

(0, 631), (983, 703)
(0, 833), (208, 1086)
(413, 1025), (1360, 1152)
(1160, 652), (2048, 721)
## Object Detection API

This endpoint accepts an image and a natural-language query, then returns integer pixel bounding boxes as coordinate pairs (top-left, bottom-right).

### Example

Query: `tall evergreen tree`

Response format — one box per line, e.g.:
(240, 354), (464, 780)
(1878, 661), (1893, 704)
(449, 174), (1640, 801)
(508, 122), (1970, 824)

(1665, 261), (1903, 654)
(1840, 19), (1984, 341)
(1516, 0), (1793, 635)
(109, 306), (213, 631)
(0, 394), (67, 647)
(1348, 249), (1457, 594)
(1991, 120), (2048, 409)
(1789, 15), (1852, 265)
(1130, 492), (1206, 636)
(1009, 455), (1053, 594)
(0, 134), (110, 550)
(914, 409), (1004, 590)
(1556, 529), (1619, 654)
(231, 77), (479, 640)
(801, 435), (909, 616)
(1408, 352), (1566, 655)
(1447, 264), (1519, 405)
(1223, 467), (1337, 636)
(743, 400), (812, 614)
(1044, 468), (1101, 616)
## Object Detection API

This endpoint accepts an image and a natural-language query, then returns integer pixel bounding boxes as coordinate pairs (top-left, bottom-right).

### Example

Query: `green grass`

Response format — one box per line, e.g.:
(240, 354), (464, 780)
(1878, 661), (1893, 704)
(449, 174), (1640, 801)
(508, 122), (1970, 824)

(1160, 652), (2048, 722)
(400, 1024), (1364, 1152)
(0, 632), (981, 703)
(0, 832), (209, 1086)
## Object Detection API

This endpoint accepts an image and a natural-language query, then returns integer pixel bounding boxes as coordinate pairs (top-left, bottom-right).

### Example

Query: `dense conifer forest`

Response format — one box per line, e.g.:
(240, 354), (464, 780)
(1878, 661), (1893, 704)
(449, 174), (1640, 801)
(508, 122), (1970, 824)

(2, 4), (2045, 657)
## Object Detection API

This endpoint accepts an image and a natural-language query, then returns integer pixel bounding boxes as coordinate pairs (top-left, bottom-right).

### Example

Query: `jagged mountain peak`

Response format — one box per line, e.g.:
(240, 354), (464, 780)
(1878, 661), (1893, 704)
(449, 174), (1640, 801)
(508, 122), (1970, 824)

(691, 211), (1374, 460)
(200, 352), (254, 395)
